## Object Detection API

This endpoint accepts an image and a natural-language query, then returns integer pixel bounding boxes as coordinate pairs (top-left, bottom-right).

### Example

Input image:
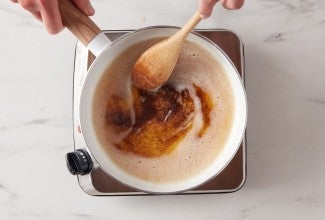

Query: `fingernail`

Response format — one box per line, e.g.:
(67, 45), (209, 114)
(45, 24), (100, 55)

(200, 14), (209, 19)
(88, 3), (95, 15)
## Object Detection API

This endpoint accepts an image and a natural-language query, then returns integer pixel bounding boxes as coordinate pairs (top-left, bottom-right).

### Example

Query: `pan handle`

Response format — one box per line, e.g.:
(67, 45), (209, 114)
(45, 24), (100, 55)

(58, 0), (111, 56)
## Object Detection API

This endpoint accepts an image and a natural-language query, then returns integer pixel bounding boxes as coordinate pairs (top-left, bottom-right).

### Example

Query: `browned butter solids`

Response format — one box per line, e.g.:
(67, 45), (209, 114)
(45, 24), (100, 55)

(105, 83), (213, 157)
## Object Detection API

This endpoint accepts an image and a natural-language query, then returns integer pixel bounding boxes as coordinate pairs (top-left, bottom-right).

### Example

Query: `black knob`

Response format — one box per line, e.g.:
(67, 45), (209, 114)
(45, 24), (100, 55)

(66, 149), (93, 175)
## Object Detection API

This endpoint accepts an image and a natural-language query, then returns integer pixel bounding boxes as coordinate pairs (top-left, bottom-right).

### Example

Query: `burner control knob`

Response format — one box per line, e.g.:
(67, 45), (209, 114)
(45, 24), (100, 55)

(66, 149), (93, 175)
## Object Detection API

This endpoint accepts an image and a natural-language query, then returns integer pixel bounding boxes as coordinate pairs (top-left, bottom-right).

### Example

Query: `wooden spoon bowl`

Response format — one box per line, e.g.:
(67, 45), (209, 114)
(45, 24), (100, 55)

(132, 12), (202, 90)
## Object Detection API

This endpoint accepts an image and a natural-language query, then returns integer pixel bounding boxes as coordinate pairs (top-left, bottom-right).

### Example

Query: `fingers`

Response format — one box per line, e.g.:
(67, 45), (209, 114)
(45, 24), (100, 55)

(17, 0), (44, 23)
(38, 0), (64, 34)
(199, 0), (218, 19)
(199, 0), (245, 19)
(12, 0), (96, 35)
(15, 0), (63, 34)
(18, 0), (38, 11)
(31, 11), (42, 22)
(72, 0), (95, 16)
(221, 0), (245, 10)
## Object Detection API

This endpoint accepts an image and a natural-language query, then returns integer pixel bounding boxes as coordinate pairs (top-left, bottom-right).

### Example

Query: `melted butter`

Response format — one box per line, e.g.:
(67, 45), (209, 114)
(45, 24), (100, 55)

(193, 84), (214, 137)
(105, 83), (213, 157)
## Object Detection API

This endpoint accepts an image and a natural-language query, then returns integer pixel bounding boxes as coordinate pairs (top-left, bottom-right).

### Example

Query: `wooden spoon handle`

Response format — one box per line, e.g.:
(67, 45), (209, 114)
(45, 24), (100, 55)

(178, 11), (202, 40)
(58, 0), (101, 46)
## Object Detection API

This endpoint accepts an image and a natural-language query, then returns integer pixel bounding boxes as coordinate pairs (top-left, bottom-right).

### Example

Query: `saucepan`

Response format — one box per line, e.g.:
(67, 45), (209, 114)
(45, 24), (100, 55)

(59, 0), (247, 193)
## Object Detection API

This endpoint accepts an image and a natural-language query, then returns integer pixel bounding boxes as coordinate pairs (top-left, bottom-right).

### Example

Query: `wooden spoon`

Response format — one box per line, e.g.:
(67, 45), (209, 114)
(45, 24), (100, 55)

(58, 0), (111, 57)
(132, 12), (202, 90)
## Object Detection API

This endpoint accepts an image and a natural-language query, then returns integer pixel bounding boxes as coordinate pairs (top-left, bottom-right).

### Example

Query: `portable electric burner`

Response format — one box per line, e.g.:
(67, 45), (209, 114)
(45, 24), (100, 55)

(66, 29), (246, 195)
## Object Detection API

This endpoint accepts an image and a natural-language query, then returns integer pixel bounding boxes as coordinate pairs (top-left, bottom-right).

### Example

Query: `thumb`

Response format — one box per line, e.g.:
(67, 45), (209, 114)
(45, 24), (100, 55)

(199, 0), (218, 19)
(72, 0), (95, 16)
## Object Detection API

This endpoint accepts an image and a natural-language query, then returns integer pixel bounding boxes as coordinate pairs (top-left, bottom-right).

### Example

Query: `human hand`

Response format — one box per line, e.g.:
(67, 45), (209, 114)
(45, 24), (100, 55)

(199, 0), (245, 18)
(10, 0), (95, 34)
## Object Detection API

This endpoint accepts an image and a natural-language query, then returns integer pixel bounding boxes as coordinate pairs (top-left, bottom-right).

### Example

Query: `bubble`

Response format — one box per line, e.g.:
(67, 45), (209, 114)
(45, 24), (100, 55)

(93, 37), (235, 184)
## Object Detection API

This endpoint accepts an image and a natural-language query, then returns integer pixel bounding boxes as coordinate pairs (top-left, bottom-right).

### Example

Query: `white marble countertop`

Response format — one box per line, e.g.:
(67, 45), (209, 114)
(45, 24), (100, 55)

(1, 0), (325, 219)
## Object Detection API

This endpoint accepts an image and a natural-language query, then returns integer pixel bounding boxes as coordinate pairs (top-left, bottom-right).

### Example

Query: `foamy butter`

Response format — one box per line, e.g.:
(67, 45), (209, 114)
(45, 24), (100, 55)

(93, 39), (234, 183)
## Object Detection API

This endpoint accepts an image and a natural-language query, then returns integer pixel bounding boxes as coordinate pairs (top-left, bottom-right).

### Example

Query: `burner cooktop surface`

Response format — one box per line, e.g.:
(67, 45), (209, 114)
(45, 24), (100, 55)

(69, 29), (246, 196)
